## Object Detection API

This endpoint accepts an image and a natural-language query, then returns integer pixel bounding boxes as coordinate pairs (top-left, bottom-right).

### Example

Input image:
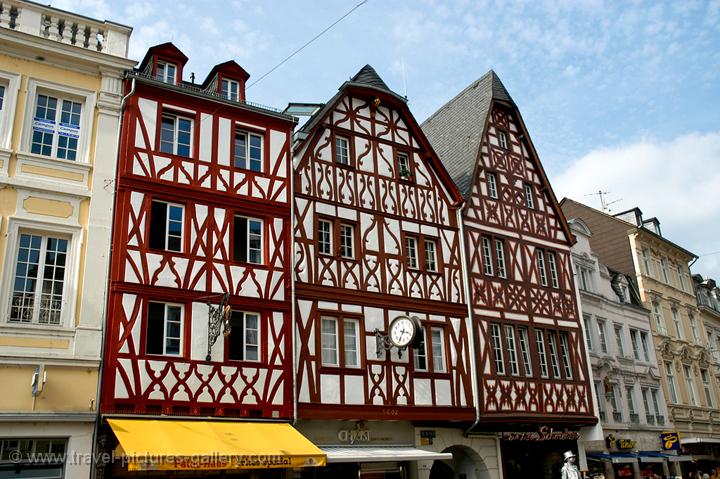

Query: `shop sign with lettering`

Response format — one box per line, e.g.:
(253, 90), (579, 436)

(660, 432), (681, 451)
(338, 422), (371, 444)
(498, 426), (580, 441)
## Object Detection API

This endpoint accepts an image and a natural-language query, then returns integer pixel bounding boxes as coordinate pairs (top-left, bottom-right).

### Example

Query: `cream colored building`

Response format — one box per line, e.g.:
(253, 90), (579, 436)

(561, 200), (717, 476)
(0, 2), (132, 477)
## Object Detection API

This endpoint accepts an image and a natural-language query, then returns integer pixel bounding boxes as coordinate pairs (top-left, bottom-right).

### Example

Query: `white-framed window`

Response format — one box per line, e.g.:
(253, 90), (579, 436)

(684, 365), (698, 406)
(505, 325), (519, 376)
(424, 239), (438, 272)
(598, 319), (608, 354)
(495, 239), (506, 278)
(595, 382), (606, 419)
(535, 330), (549, 378)
(577, 265), (593, 292)
(146, 302), (183, 356)
(651, 389), (663, 421)
(677, 265), (687, 291)
(9, 232), (69, 325)
(406, 236), (418, 270)
(653, 302), (667, 334)
(626, 386), (637, 421)
(547, 252), (559, 288)
(665, 362), (678, 403)
(318, 219), (332, 256)
(321, 315), (360, 368)
(156, 61), (177, 84)
(490, 323), (505, 375)
(583, 315), (593, 351)
(497, 130), (508, 149)
(536, 250), (548, 286)
(642, 387), (652, 418)
(486, 172), (498, 199)
(640, 331), (651, 361)
(397, 151), (411, 180)
(233, 129), (263, 172)
(430, 327), (446, 373)
(160, 112), (193, 157)
(524, 183), (534, 209)
(0, 71), (19, 149)
(701, 369), (714, 407)
(413, 332), (428, 371)
(343, 318), (360, 367)
(22, 80), (94, 164)
(335, 135), (349, 165)
(228, 311), (260, 361)
(482, 237), (493, 276)
(547, 332), (561, 378)
(233, 216), (263, 264)
(689, 314), (699, 343)
(339, 223), (354, 259)
(661, 257), (670, 283)
(221, 78), (240, 101)
(642, 248), (653, 277)
(560, 332), (573, 379)
(630, 329), (640, 360)
(518, 327), (533, 377)
(671, 309), (684, 340)
(150, 200), (184, 252)
(614, 324), (625, 356)
(608, 385), (620, 418)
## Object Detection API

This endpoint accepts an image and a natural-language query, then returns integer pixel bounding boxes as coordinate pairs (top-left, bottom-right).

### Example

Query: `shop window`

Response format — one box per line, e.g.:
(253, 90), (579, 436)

(227, 311), (260, 361)
(149, 200), (184, 252)
(146, 302), (183, 356)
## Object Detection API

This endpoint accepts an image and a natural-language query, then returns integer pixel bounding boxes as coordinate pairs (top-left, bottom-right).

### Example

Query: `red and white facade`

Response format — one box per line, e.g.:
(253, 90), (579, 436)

(293, 66), (477, 477)
(100, 43), (296, 422)
(422, 72), (597, 479)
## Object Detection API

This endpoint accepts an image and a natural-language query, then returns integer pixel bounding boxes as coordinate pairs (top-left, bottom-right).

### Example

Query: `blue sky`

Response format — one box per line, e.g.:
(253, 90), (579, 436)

(60, 0), (720, 279)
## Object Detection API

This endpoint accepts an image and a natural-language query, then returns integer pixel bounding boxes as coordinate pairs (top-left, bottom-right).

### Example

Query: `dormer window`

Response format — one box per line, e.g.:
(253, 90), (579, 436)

(221, 79), (240, 101)
(156, 61), (177, 84)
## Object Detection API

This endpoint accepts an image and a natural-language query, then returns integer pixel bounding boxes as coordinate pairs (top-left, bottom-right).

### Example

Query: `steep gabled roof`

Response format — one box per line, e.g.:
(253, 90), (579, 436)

(138, 42), (188, 73)
(201, 60), (250, 89)
(351, 64), (391, 92)
(421, 70), (514, 199)
(294, 64), (463, 206)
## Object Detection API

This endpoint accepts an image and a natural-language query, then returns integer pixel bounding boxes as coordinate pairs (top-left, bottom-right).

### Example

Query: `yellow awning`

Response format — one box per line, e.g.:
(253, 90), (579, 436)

(107, 419), (326, 471)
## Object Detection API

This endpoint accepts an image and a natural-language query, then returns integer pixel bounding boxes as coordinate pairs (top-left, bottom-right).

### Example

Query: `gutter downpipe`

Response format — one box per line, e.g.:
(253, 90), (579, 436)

(90, 76), (135, 479)
(457, 205), (481, 435)
(290, 133), (298, 425)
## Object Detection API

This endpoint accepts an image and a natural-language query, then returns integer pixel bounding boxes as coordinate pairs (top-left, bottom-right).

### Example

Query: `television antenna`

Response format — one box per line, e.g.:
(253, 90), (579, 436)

(585, 190), (622, 213)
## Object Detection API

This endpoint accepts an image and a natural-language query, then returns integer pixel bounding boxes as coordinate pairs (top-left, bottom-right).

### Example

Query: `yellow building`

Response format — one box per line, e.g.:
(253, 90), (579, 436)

(561, 200), (718, 476)
(0, 2), (133, 477)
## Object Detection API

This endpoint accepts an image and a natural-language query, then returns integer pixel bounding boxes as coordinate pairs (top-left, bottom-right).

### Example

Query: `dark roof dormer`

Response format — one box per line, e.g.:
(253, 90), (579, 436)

(138, 42), (189, 86)
(202, 60), (250, 102)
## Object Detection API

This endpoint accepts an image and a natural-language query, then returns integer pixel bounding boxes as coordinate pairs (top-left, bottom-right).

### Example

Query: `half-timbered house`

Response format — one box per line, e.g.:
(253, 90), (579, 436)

(422, 71), (597, 479)
(97, 43), (324, 478)
(293, 66), (483, 478)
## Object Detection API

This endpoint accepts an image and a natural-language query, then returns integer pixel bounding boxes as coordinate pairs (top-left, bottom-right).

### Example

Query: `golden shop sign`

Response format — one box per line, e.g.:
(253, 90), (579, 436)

(499, 426), (580, 441)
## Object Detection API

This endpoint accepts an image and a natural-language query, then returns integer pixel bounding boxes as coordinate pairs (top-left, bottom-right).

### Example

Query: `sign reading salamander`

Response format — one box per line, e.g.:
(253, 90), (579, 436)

(498, 426), (580, 441)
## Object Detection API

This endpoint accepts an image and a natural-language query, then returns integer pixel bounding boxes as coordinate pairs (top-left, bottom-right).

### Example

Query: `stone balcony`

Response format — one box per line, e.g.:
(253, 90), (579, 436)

(0, 0), (130, 57)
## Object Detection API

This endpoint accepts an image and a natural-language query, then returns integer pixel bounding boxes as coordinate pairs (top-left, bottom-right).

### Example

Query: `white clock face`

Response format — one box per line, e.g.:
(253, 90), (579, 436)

(390, 317), (416, 348)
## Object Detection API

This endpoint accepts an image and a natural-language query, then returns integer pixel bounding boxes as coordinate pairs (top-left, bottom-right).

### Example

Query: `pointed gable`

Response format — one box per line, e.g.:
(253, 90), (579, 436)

(138, 42), (189, 84)
(296, 64), (461, 206)
(421, 70), (514, 200)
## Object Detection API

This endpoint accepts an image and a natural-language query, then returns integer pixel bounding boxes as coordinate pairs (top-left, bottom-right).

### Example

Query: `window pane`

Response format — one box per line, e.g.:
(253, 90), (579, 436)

(482, 237), (493, 275)
(245, 313), (259, 361)
(413, 334), (427, 371)
(431, 328), (445, 372)
(160, 116), (175, 154)
(406, 237), (418, 269)
(10, 234), (42, 323)
(490, 324), (504, 374)
(424, 239), (437, 272)
(340, 224), (353, 258)
(335, 137), (349, 165)
(165, 305), (182, 355)
(343, 319), (358, 367)
(321, 317), (338, 366)
(318, 220), (332, 255)
(249, 134), (262, 172)
(234, 131), (247, 168)
(177, 118), (192, 157)
(248, 219), (262, 264)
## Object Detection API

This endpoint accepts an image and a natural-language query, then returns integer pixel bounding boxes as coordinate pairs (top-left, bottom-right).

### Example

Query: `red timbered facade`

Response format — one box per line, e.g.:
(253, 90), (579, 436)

(100, 43), (296, 421)
(293, 66), (474, 424)
(422, 71), (596, 477)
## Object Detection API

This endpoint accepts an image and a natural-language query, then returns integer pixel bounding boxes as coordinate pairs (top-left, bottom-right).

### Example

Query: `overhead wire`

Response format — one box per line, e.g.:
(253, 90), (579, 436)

(247, 0), (369, 89)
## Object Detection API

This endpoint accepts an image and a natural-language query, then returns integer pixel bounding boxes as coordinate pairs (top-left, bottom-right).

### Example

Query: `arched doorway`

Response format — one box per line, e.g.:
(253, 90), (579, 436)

(429, 445), (490, 479)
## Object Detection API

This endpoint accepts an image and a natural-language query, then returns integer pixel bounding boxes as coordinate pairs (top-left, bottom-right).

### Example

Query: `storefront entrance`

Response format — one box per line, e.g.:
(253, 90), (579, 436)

(501, 439), (577, 479)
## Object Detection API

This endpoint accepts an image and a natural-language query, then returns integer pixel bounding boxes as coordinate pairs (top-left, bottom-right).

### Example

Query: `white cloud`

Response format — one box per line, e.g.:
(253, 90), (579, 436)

(50, 0), (110, 20)
(554, 131), (720, 280)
